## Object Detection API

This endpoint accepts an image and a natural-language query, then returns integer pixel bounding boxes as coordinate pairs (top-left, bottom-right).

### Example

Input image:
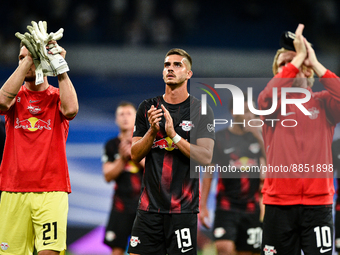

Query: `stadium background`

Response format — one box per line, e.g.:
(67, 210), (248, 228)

(1, 0), (340, 254)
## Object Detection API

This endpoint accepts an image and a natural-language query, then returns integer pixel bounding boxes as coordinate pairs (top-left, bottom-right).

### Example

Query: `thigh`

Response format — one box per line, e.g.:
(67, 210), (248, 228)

(236, 211), (262, 252)
(127, 210), (166, 255)
(261, 205), (301, 255)
(104, 210), (136, 250)
(165, 213), (197, 255)
(0, 192), (35, 255)
(301, 205), (333, 255)
(213, 210), (239, 242)
(32, 192), (68, 254)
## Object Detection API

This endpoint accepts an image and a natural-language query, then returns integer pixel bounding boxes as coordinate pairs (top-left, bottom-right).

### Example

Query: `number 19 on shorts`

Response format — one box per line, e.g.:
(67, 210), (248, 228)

(175, 228), (193, 252)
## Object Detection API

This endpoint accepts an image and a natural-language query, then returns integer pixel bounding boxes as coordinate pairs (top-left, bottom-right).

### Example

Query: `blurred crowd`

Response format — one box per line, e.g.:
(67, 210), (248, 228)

(0, 0), (340, 66)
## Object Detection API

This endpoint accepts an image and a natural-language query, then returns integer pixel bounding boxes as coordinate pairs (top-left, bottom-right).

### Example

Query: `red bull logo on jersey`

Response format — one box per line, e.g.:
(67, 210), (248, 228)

(15, 117), (51, 131)
(125, 161), (140, 173)
(152, 137), (178, 151)
(230, 157), (258, 169)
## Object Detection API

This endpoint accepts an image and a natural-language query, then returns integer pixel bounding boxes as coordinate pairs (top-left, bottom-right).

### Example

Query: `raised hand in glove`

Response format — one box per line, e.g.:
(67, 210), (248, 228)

(15, 32), (45, 85)
(29, 21), (69, 75)
(15, 31), (58, 84)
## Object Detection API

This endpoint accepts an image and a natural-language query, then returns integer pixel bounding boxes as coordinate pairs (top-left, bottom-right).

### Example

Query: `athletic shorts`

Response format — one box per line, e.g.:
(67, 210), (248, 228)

(127, 210), (197, 255)
(334, 207), (340, 251)
(213, 210), (262, 252)
(104, 209), (136, 250)
(261, 204), (333, 255)
(0, 191), (68, 255)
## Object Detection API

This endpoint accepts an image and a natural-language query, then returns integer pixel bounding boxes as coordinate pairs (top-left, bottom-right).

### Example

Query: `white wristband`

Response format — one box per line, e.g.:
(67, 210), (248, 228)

(171, 133), (182, 144)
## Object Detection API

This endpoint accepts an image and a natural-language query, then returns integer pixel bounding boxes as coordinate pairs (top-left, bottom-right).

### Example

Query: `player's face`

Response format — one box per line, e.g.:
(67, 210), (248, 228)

(277, 51), (312, 88)
(163, 55), (192, 86)
(116, 106), (136, 132)
(19, 46), (35, 82)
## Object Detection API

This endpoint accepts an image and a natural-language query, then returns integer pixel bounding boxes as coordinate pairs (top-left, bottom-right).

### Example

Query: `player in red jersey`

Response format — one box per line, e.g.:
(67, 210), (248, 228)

(128, 48), (215, 255)
(258, 24), (340, 255)
(0, 38), (78, 254)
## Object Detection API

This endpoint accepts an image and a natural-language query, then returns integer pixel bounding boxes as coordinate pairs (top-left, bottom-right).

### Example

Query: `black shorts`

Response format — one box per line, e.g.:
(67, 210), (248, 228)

(127, 210), (197, 255)
(104, 209), (136, 250)
(261, 204), (333, 255)
(334, 208), (340, 251)
(213, 210), (262, 252)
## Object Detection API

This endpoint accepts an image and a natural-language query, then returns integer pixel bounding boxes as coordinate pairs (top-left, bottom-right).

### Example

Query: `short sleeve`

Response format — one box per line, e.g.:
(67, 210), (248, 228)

(133, 100), (149, 138)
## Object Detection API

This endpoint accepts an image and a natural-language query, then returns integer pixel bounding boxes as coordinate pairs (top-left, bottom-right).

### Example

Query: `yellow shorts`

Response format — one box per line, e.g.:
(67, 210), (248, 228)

(0, 191), (68, 255)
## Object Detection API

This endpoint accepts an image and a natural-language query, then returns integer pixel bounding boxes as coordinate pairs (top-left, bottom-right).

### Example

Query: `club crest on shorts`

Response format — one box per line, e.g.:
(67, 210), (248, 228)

(130, 236), (141, 247)
(263, 245), (277, 255)
(336, 238), (340, 248)
(180, 120), (194, 131)
(214, 227), (226, 238)
(105, 231), (116, 242)
(0, 242), (9, 251)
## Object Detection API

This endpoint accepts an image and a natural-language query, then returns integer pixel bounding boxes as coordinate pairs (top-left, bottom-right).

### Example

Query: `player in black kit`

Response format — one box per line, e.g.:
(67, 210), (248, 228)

(200, 95), (265, 255)
(128, 49), (215, 255)
(102, 102), (144, 255)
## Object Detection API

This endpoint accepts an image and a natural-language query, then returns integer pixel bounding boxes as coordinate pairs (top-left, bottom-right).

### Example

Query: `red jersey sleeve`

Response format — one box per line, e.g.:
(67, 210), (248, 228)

(317, 70), (340, 124)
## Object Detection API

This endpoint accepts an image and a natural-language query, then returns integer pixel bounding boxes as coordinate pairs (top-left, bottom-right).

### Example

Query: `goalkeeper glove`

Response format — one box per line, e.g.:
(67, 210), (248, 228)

(30, 21), (69, 75)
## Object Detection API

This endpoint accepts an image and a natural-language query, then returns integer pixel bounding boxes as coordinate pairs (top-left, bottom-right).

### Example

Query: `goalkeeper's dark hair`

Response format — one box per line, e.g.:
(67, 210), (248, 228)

(165, 48), (192, 70)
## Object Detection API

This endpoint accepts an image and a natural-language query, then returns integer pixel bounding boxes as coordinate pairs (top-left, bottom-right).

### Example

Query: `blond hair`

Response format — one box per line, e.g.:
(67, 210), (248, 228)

(272, 48), (314, 87)
(272, 48), (289, 76)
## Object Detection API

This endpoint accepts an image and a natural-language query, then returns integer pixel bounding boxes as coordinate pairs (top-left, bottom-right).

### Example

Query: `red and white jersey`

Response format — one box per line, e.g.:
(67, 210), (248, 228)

(258, 63), (340, 205)
(0, 85), (74, 193)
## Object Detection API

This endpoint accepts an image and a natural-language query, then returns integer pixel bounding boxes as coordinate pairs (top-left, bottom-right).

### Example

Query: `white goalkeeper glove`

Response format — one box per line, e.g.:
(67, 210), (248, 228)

(29, 21), (69, 75)
(15, 32), (45, 85)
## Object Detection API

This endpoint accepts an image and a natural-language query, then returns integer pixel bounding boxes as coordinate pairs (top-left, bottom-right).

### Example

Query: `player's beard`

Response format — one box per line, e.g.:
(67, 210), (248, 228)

(166, 77), (186, 87)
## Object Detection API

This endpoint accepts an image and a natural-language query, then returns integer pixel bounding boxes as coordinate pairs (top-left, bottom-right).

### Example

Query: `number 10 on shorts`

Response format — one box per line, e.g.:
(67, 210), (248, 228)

(314, 226), (332, 249)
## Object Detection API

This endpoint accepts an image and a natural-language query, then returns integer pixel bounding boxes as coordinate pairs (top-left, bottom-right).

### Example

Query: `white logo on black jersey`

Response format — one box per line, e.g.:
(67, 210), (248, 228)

(130, 236), (141, 247)
(263, 245), (277, 255)
(207, 123), (214, 132)
(180, 120), (194, 131)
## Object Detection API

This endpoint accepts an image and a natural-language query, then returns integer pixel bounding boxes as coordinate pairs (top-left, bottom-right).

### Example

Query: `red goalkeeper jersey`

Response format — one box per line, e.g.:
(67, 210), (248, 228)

(0, 85), (74, 193)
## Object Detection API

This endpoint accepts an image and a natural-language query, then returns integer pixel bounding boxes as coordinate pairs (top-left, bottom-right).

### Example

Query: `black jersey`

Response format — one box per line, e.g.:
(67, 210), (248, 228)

(133, 95), (214, 213)
(213, 128), (261, 212)
(103, 137), (143, 213)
